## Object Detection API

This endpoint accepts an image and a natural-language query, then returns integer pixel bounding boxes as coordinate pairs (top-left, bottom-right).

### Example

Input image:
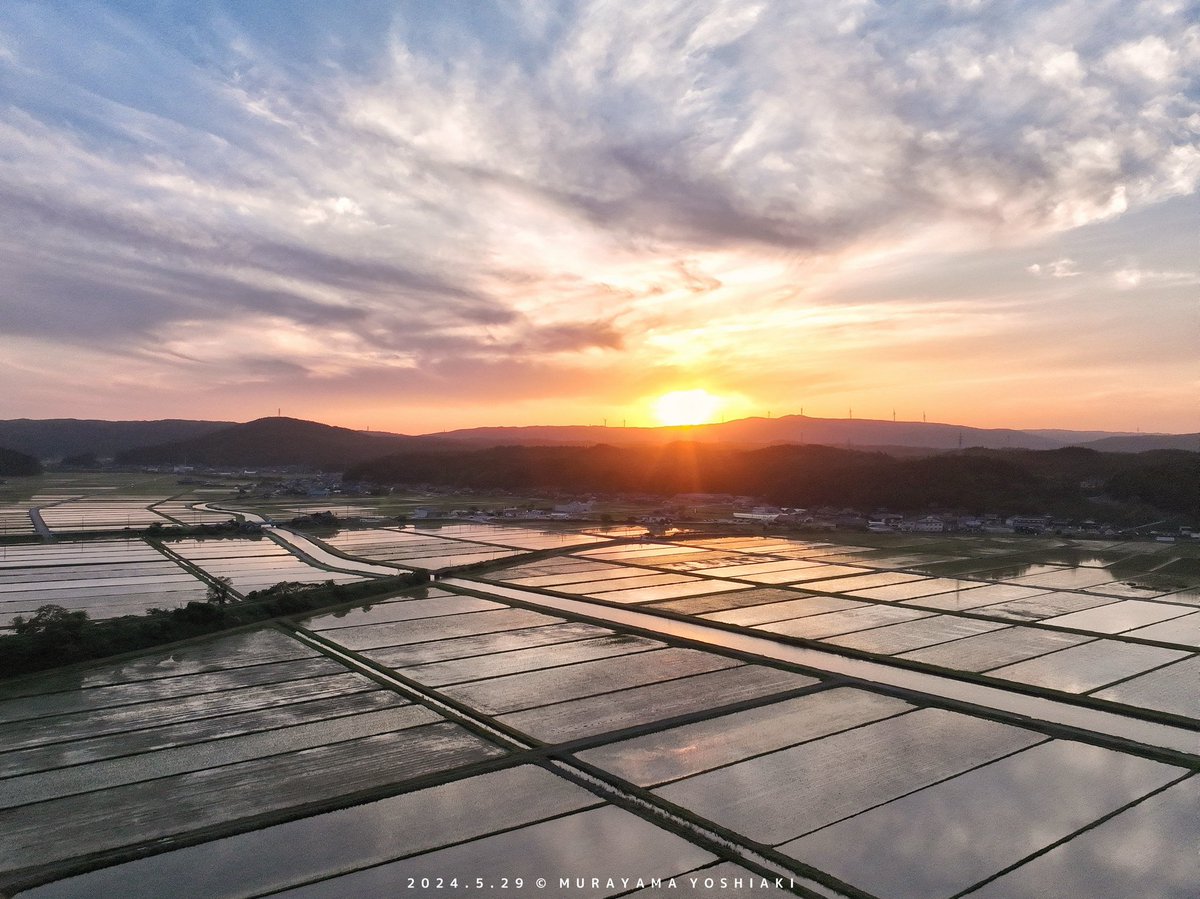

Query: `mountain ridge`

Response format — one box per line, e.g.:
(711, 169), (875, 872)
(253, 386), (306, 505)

(431, 414), (1193, 453)
(114, 417), (418, 470)
(5, 414), (1195, 465)
(0, 418), (235, 460)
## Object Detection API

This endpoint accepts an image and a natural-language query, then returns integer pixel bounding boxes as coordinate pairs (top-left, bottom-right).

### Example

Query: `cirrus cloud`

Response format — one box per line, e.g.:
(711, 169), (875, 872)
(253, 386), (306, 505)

(0, 0), (1196, 430)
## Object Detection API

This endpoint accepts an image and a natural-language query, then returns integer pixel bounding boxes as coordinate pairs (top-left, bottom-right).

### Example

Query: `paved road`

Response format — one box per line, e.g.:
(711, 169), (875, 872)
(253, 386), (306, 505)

(28, 508), (55, 542)
(266, 526), (410, 577)
(193, 502), (269, 524)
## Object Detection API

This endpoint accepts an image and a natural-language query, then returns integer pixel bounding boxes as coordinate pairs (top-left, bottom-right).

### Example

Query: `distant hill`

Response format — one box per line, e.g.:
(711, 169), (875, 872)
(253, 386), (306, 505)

(114, 417), (434, 470)
(346, 443), (1200, 519)
(1025, 428), (1139, 444)
(0, 446), (41, 476)
(0, 419), (233, 461)
(12, 413), (1194, 469)
(1078, 433), (1200, 453)
(435, 415), (1112, 451)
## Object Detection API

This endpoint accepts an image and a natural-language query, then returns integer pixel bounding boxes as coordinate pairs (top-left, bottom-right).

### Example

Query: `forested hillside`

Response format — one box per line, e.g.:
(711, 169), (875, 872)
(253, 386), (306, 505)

(346, 444), (1199, 519)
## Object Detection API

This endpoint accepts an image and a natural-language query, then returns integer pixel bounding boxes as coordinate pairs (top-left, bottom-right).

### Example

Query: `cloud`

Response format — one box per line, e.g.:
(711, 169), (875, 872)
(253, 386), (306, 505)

(0, 0), (1196, 428)
(1027, 258), (1081, 278)
(1112, 266), (1200, 289)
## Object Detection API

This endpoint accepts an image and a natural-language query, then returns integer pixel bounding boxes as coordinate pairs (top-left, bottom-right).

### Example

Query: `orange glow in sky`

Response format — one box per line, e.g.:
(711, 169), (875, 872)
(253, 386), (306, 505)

(653, 390), (725, 427)
(0, 4), (1195, 436)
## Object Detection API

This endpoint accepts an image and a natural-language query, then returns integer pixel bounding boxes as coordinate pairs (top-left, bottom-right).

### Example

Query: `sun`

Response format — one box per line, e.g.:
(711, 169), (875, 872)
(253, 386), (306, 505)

(653, 389), (724, 427)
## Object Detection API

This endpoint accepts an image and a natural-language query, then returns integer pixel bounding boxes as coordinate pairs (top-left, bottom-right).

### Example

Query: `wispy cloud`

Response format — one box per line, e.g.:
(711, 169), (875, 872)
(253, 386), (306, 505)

(1112, 266), (1200, 289)
(0, 0), (1196, 429)
(1027, 258), (1081, 278)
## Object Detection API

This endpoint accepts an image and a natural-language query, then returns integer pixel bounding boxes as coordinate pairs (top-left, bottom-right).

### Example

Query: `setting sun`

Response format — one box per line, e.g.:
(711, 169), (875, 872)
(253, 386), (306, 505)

(653, 389), (724, 427)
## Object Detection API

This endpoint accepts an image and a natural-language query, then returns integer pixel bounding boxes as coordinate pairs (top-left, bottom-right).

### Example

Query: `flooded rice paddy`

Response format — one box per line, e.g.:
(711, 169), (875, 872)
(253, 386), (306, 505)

(1, 520), (1197, 897)
(0, 540), (211, 628)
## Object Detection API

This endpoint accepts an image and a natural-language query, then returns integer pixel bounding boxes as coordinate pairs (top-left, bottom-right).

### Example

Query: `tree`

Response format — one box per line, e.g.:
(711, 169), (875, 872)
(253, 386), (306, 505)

(12, 604), (90, 638)
(0, 446), (42, 476)
(206, 576), (233, 606)
(61, 452), (99, 468)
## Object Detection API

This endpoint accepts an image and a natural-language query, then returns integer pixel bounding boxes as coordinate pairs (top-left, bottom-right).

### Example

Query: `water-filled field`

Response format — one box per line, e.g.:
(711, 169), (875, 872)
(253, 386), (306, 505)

(0, 540), (210, 629)
(2, 524), (1197, 898)
(164, 537), (369, 595)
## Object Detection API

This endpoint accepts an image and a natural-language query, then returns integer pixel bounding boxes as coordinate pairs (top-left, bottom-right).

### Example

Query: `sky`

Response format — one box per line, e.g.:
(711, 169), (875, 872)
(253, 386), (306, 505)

(0, 0), (1197, 434)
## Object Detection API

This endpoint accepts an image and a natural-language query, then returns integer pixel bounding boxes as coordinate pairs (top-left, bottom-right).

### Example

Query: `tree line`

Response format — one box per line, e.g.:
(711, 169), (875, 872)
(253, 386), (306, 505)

(345, 444), (1199, 519)
(0, 572), (428, 679)
(0, 446), (41, 476)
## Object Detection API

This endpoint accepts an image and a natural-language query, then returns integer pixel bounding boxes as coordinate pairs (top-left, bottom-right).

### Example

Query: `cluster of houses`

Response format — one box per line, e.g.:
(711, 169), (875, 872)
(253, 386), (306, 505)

(725, 504), (1108, 535)
(395, 493), (1158, 540)
(160, 470), (1190, 540)
(406, 501), (596, 521)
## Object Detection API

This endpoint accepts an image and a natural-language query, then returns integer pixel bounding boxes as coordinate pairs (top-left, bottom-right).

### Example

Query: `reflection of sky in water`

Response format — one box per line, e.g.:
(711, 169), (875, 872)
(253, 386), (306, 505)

(967, 775), (1199, 899)
(826, 616), (1005, 655)
(986, 640), (1189, 693)
(705, 595), (863, 626)
(578, 688), (909, 787)
(1093, 656), (1200, 719)
(580, 580), (744, 602)
(848, 577), (984, 601)
(20, 766), (599, 899)
(3, 705), (435, 808)
(398, 635), (661, 688)
(0, 689), (405, 778)
(1123, 611), (1200, 646)
(304, 595), (504, 629)
(0, 655), (348, 723)
(1010, 567), (1118, 589)
(443, 647), (738, 715)
(653, 708), (1040, 844)
(5, 529), (1197, 898)
(759, 604), (931, 639)
(1, 575), (199, 592)
(2, 671), (370, 749)
(506, 567), (657, 586)
(911, 583), (1051, 610)
(794, 572), (927, 593)
(560, 573), (698, 593)
(980, 593), (1119, 621)
(1041, 599), (1192, 633)
(4, 722), (504, 875)
(693, 559), (825, 577)
(1, 589), (209, 626)
(363, 622), (611, 668)
(280, 805), (715, 899)
(899, 628), (1091, 672)
(500, 665), (814, 744)
(319, 608), (560, 651)
(1159, 583), (1200, 604)
(782, 739), (1183, 899)
(1083, 580), (1176, 599)
(0, 628), (316, 699)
